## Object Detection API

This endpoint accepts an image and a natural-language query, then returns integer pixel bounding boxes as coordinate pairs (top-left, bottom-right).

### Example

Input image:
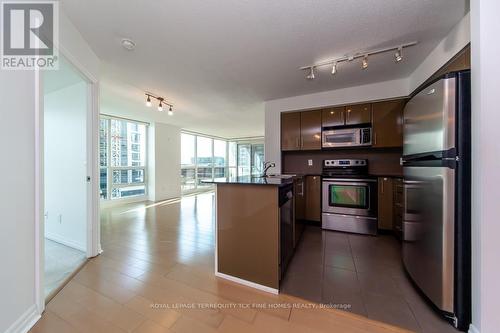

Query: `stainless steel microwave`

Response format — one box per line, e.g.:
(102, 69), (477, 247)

(322, 127), (372, 148)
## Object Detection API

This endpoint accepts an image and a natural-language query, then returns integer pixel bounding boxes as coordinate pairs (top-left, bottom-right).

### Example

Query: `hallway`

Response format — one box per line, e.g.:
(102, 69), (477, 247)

(31, 193), (410, 333)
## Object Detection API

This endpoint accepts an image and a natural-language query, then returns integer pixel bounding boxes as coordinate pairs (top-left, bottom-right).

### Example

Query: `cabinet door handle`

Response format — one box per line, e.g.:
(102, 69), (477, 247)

(381, 179), (384, 194)
(347, 110), (350, 123)
(300, 137), (304, 148)
(374, 132), (377, 145)
(296, 137), (300, 148)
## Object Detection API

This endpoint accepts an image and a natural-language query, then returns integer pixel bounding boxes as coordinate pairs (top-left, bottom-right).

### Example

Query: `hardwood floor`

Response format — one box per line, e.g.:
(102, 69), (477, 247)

(31, 192), (412, 333)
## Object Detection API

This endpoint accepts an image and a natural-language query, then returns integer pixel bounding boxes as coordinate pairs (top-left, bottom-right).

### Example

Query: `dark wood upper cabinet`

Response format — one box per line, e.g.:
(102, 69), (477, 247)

(300, 110), (322, 150)
(322, 107), (345, 127)
(345, 104), (371, 125)
(281, 112), (301, 151)
(372, 100), (405, 148)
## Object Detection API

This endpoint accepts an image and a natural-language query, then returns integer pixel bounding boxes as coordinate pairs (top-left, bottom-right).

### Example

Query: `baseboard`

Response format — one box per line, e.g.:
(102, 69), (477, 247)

(45, 232), (86, 252)
(215, 272), (279, 295)
(469, 324), (480, 333)
(4, 304), (41, 333)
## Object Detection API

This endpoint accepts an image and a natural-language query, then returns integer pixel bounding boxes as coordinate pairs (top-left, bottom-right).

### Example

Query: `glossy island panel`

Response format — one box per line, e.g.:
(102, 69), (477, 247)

(215, 183), (280, 291)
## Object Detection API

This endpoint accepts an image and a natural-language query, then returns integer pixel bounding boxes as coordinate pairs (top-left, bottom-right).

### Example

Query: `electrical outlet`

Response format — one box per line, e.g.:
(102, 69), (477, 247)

(308, 159), (313, 166)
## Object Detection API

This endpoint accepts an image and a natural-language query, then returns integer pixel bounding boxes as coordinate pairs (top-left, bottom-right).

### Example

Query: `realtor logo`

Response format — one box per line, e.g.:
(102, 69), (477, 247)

(1, 1), (59, 70)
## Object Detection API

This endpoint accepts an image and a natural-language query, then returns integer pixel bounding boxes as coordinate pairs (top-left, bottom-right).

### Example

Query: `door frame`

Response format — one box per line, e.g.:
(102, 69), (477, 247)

(34, 46), (100, 314)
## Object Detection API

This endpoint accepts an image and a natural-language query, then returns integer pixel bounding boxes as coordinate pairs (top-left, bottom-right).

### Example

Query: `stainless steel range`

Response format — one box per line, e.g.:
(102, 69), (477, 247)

(321, 159), (378, 235)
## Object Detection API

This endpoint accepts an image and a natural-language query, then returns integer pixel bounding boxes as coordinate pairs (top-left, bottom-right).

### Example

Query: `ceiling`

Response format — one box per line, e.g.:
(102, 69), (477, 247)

(61, 0), (468, 138)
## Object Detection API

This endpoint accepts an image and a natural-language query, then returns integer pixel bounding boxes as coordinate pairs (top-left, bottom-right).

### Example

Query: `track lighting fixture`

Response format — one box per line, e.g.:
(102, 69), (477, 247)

(306, 67), (315, 80)
(331, 62), (337, 75)
(395, 46), (403, 62)
(145, 93), (174, 115)
(362, 55), (368, 69)
(300, 41), (417, 79)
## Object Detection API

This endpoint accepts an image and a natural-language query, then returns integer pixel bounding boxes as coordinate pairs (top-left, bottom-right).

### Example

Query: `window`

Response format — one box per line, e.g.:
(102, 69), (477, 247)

(180, 132), (264, 194)
(99, 116), (148, 200)
(196, 136), (213, 189)
(228, 141), (237, 178)
(181, 133), (196, 192)
(214, 140), (227, 178)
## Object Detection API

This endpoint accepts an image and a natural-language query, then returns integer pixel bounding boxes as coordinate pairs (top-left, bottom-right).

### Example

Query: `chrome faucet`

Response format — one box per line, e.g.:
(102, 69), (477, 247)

(262, 162), (276, 177)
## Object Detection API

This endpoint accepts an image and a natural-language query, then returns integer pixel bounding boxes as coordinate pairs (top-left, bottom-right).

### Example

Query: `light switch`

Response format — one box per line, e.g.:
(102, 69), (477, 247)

(308, 159), (313, 166)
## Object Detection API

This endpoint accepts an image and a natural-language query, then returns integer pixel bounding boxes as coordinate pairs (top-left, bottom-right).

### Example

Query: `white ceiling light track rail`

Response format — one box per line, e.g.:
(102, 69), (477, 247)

(300, 41), (418, 79)
(145, 92), (174, 116)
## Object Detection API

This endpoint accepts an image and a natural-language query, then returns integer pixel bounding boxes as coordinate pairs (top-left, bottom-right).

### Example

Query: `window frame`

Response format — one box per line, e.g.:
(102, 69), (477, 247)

(100, 115), (149, 201)
(180, 132), (265, 194)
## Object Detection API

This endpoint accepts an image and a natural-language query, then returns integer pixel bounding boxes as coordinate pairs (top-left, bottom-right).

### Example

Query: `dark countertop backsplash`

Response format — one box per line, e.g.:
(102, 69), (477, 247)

(282, 148), (403, 177)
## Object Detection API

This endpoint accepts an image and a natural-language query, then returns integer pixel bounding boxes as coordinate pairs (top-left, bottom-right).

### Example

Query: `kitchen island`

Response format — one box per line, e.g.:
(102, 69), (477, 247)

(205, 176), (294, 294)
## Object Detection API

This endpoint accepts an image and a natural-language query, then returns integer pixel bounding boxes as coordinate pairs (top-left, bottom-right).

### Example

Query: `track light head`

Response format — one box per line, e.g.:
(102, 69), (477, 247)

(145, 95), (152, 107)
(331, 62), (337, 75)
(158, 101), (163, 112)
(168, 106), (174, 116)
(362, 55), (368, 69)
(306, 67), (315, 80)
(395, 46), (403, 62)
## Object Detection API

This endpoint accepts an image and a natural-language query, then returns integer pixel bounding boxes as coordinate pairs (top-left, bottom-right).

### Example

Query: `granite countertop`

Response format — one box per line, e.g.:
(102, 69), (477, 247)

(203, 176), (294, 186)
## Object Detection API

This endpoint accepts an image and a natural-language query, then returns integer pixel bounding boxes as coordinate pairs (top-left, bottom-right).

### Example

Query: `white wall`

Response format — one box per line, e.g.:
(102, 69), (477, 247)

(470, 2), (500, 333)
(0, 8), (99, 333)
(409, 13), (470, 91)
(44, 82), (88, 252)
(0, 71), (39, 333)
(58, 13), (100, 82)
(148, 122), (182, 202)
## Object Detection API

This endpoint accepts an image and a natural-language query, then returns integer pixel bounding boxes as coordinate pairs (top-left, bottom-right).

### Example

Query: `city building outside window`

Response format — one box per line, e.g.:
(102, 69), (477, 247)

(99, 116), (148, 200)
(181, 132), (264, 194)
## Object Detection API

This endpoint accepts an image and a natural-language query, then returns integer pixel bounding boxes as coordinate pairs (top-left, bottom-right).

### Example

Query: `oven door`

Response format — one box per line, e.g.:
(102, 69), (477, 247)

(322, 179), (377, 217)
(322, 129), (359, 148)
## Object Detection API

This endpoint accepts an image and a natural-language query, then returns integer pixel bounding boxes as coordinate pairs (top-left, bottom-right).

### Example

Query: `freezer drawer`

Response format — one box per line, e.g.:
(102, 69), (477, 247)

(402, 166), (455, 313)
(403, 77), (456, 156)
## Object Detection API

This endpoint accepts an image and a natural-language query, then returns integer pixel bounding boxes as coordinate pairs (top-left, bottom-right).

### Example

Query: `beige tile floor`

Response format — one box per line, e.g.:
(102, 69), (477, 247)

(281, 227), (460, 333)
(44, 239), (87, 297)
(31, 192), (412, 333)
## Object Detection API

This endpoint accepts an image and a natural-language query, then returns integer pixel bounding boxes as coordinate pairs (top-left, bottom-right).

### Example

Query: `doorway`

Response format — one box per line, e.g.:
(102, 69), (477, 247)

(40, 55), (98, 301)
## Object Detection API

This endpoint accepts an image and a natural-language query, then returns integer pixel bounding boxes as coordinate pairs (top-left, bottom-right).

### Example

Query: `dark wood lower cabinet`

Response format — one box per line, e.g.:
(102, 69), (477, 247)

(304, 175), (321, 222)
(393, 178), (404, 239)
(377, 177), (404, 237)
(378, 177), (394, 230)
(293, 177), (305, 247)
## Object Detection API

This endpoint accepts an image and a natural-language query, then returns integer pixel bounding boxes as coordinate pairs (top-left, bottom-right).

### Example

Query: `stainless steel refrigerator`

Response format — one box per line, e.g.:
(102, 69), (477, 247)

(402, 70), (471, 331)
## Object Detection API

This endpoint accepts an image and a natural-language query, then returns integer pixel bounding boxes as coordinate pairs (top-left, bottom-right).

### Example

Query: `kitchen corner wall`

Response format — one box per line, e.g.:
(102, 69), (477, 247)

(264, 12), (470, 175)
(148, 122), (181, 202)
(264, 78), (409, 173)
